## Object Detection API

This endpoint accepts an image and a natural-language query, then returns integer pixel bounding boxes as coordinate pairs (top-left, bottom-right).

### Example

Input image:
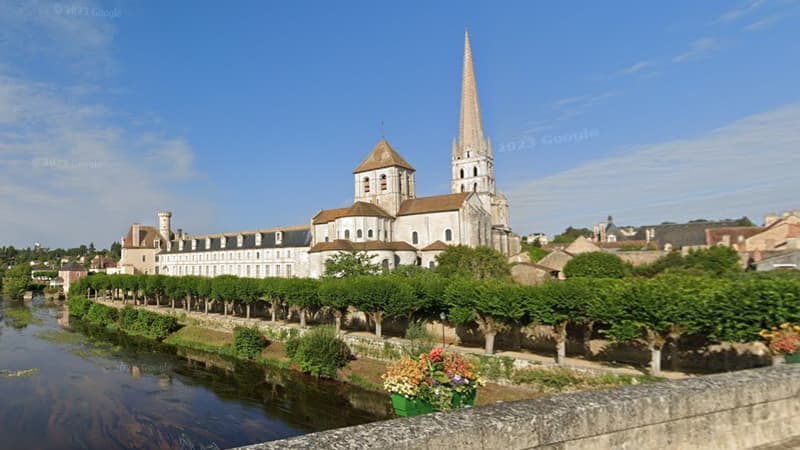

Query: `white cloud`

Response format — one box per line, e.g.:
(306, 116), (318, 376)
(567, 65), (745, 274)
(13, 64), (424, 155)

(551, 91), (618, 121)
(0, 73), (217, 247)
(619, 60), (652, 75)
(672, 37), (721, 63)
(507, 104), (800, 235)
(0, 0), (215, 248)
(717, 0), (767, 22)
(743, 13), (790, 31)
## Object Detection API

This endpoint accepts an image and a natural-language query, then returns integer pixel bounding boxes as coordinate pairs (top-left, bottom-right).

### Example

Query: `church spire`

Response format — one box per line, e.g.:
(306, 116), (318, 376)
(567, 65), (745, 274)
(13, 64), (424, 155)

(459, 28), (486, 155)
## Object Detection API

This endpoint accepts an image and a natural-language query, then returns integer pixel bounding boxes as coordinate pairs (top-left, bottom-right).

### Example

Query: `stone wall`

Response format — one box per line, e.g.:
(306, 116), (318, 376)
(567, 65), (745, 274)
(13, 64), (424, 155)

(236, 364), (800, 450)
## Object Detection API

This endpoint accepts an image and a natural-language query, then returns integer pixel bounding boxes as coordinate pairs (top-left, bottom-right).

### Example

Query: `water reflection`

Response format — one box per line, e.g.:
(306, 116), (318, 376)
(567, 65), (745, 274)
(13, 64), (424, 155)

(0, 296), (391, 450)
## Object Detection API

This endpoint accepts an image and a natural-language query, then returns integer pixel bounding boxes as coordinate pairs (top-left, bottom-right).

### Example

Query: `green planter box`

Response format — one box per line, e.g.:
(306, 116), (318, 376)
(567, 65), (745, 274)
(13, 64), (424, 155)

(391, 391), (478, 417)
(785, 352), (800, 364)
(391, 394), (434, 417)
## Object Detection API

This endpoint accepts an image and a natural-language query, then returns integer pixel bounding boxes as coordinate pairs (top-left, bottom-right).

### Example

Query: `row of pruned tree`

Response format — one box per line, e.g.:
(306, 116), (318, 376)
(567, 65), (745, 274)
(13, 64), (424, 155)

(69, 271), (800, 375)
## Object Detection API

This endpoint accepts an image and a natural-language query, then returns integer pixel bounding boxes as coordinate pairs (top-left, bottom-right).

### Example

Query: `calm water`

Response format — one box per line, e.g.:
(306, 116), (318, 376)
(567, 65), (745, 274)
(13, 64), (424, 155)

(0, 296), (391, 450)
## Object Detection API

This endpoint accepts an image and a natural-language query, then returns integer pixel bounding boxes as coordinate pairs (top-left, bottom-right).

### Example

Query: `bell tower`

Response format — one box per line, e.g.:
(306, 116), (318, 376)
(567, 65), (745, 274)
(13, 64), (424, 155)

(451, 29), (496, 201)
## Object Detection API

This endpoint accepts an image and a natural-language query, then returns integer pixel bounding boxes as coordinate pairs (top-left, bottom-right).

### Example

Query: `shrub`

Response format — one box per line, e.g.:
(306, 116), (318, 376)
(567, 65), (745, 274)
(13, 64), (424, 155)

(234, 326), (266, 359)
(288, 326), (351, 378)
(85, 302), (118, 327)
(118, 307), (179, 340)
(66, 296), (92, 319)
(119, 306), (138, 330)
(403, 322), (436, 357)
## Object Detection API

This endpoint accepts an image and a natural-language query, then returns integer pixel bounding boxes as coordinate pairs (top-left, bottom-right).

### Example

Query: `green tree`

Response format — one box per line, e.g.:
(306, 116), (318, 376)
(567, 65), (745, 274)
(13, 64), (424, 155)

(551, 226), (593, 245)
(318, 278), (349, 333)
(211, 275), (239, 316)
(435, 245), (510, 280)
(284, 278), (321, 327)
(563, 252), (628, 279)
(347, 276), (416, 338)
(2, 264), (30, 300)
(445, 279), (525, 354)
(323, 250), (382, 278)
(261, 277), (287, 322)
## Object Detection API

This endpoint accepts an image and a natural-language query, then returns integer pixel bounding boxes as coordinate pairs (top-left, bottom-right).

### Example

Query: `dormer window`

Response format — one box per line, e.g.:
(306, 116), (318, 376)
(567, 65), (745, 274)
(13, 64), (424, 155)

(154, 239), (160, 249)
(237, 235), (244, 247)
(220, 236), (227, 249)
(191, 239), (197, 250)
(167, 241), (172, 251)
(178, 240), (184, 251)
(255, 233), (262, 246)
(206, 237), (211, 248)
(276, 231), (283, 245)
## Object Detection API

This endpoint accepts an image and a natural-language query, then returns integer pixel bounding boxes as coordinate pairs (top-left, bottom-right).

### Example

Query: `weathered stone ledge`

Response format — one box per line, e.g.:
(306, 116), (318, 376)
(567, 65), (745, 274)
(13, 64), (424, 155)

(233, 364), (800, 450)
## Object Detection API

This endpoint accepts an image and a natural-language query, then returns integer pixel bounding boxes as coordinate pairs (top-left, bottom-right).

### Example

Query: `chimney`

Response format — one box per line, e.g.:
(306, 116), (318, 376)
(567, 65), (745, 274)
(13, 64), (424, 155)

(764, 213), (779, 227)
(132, 223), (141, 247)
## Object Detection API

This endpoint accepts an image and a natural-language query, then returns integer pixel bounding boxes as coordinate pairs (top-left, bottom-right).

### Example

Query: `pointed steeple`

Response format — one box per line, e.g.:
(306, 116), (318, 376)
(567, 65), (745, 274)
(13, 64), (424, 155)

(451, 136), (458, 159)
(459, 28), (486, 155)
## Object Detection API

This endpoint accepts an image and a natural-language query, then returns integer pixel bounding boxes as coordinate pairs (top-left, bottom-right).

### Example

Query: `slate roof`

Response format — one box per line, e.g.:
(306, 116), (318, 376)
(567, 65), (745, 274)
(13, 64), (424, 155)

(312, 202), (393, 225)
(353, 139), (415, 173)
(631, 221), (741, 248)
(60, 262), (86, 272)
(308, 239), (418, 253)
(397, 193), (471, 216)
(164, 226), (311, 254)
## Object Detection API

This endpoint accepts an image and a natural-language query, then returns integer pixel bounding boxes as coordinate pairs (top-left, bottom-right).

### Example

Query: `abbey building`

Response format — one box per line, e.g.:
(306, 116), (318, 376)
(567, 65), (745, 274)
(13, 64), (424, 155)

(119, 31), (520, 278)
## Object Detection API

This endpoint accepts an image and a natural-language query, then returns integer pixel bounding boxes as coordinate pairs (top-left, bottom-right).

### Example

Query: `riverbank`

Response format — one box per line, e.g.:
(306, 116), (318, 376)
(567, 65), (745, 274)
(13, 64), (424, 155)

(85, 297), (668, 406)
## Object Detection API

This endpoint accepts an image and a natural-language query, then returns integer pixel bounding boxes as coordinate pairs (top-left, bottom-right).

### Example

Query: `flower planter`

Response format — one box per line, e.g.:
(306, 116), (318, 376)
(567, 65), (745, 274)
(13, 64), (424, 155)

(785, 352), (800, 364)
(451, 390), (477, 408)
(391, 394), (434, 417)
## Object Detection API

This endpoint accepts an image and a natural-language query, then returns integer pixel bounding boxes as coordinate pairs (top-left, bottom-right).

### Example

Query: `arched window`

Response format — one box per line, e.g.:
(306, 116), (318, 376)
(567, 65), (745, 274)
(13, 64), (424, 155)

(380, 174), (387, 191)
(429, 261), (435, 269)
(460, 184), (465, 192)
(473, 183), (478, 192)
(357, 229), (363, 239)
(398, 176), (403, 193)
(445, 229), (453, 242)
(382, 259), (389, 269)
(460, 168), (464, 179)
(344, 229), (350, 239)
(368, 229), (374, 239)
(394, 255), (400, 267)
(473, 166), (478, 177)
(363, 177), (370, 194)
(412, 231), (419, 245)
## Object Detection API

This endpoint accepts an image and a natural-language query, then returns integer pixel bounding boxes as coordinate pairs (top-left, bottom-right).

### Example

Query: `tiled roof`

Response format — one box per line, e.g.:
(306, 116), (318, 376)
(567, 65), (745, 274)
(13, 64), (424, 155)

(421, 240), (449, 251)
(353, 139), (415, 173)
(122, 225), (165, 249)
(308, 239), (418, 253)
(397, 192), (471, 216)
(312, 202), (393, 225)
(705, 227), (763, 246)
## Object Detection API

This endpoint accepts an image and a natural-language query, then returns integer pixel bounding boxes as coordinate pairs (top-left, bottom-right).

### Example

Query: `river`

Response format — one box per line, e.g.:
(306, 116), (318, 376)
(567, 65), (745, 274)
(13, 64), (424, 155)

(0, 295), (391, 450)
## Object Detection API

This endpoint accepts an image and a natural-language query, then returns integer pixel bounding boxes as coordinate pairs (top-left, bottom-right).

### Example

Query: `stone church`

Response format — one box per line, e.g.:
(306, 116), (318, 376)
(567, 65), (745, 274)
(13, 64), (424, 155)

(120, 30), (520, 278)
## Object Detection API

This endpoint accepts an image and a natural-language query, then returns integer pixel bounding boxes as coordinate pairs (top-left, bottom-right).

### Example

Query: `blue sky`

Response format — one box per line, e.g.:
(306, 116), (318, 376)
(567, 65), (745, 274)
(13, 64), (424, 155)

(1, 0), (799, 248)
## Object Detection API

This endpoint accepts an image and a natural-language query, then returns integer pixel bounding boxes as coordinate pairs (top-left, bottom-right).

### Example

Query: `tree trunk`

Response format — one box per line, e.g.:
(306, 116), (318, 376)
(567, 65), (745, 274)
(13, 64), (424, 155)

(670, 341), (680, 371)
(372, 312), (383, 338)
(555, 321), (568, 365)
(299, 309), (306, 328)
(271, 300), (278, 322)
(246, 303), (251, 319)
(224, 300), (228, 317)
(651, 346), (662, 376)
(334, 313), (342, 334)
(204, 299), (208, 315)
(583, 321), (595, 360)
(556, 339), (567, 365)
(171, 298), (175, 310)
(484, 332), (496, 355)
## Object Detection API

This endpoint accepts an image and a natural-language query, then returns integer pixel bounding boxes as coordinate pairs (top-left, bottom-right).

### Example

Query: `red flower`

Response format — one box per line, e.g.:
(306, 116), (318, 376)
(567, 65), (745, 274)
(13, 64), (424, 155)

(429, 347), (443, 362)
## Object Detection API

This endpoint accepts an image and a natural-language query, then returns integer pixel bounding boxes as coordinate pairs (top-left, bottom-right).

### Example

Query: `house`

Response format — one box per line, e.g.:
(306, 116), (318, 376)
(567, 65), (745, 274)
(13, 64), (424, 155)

(58, 262), (87, 295)
(511, 262), (556, 285)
